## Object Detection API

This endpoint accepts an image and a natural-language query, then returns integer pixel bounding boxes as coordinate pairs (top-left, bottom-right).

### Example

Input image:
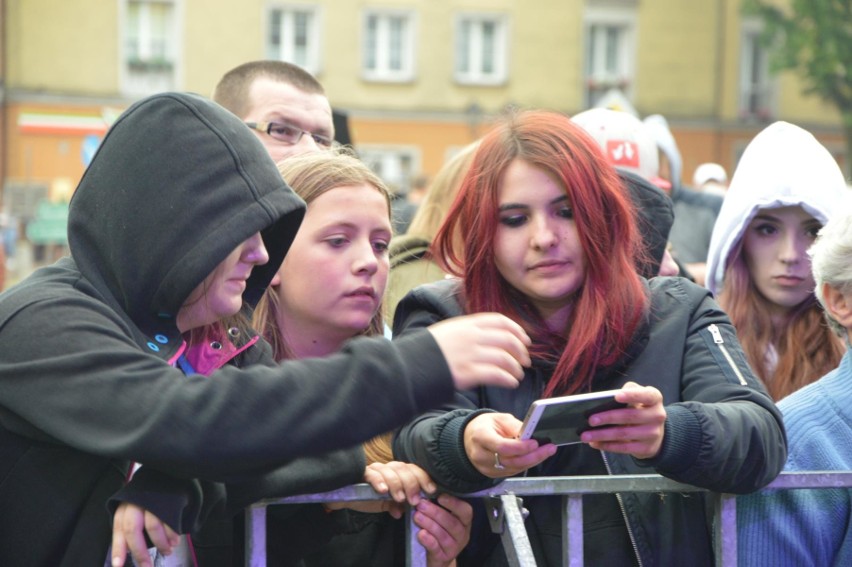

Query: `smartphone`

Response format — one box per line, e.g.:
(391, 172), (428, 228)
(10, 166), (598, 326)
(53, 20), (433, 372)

(518, 389), (627, 446)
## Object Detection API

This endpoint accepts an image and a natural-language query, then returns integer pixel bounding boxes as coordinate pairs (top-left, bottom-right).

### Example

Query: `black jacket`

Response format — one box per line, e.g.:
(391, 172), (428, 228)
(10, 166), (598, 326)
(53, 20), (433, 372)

(393, 277), (787, 566)
(0, 93), (454, 566)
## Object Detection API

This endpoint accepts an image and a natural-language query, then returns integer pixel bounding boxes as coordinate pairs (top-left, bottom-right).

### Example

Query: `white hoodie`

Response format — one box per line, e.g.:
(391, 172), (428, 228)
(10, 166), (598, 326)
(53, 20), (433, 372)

(706, 121), (849, 295)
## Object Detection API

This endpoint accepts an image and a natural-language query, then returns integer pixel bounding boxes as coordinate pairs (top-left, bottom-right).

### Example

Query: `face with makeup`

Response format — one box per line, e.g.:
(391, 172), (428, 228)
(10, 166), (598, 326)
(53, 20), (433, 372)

(274, 183), (392, 354)
(493, 159), (587, 331)
(741, 205), (821, 317)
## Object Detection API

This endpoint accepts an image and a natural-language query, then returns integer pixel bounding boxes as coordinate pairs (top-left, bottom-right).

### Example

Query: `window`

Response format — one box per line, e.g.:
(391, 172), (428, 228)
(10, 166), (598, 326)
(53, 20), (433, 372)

(584, 5), (636, 108)
(363, 10), (415, 82)
(455, 14), (508, 85)
(122, 0), (179, 95)
(739, 19), (775, 121)
(267, 6), (320, 75)
(358, 145), (420, 196)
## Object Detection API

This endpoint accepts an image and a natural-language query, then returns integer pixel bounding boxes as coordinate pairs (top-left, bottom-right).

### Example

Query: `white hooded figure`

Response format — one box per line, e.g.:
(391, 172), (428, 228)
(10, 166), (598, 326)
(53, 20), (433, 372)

(707, 121), (847, 295)
(705, 120), (848, 400)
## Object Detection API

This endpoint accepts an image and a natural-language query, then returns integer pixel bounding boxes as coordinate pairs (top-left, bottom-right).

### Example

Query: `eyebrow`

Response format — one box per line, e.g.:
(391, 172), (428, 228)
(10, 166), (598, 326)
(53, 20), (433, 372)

(751, 213), (780, 222)
(498, 195), (569, 212)
(266, 114), (332, 137)
(320, 220), (392, 234)
(752, 212), (820, 227)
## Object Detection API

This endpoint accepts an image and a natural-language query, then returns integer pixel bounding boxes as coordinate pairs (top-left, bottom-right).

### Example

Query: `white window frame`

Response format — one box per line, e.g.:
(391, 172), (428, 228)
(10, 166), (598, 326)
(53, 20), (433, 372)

(454, 13), (509, 86)
(362, 9), (416, 83)
(583, 4), (636, 108)
(358, 145), (421, 195)
(118, 0), (182, 96)
(266, 5), (321, 76)
(739, 18), (776, 120)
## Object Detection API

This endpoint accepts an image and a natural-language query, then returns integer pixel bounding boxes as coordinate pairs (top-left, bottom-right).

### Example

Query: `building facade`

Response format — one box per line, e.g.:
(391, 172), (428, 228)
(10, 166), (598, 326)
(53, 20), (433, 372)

(1, 0), (845, 229)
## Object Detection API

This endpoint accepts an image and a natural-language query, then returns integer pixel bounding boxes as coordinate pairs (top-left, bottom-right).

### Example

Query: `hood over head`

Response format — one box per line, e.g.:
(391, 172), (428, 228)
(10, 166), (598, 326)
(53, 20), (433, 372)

(705, 121), (847, 295)
(618, 170), (675, 278)
(68, 92), (305, 335)
(643, 114), (683, 192)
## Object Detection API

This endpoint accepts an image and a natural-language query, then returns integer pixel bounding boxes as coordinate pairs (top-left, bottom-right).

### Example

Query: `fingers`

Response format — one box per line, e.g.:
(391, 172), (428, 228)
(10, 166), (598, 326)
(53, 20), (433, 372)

(483, 443), (557, 478)
(427, 313), (533, 392)
(582, 385), (667, 458)
(143, 510), (179, 555)
(364, 462), (437, 506)
(110, 507), (129, 567)
(463, 413), (556, 478)
(112, 504), (152, 567)
(415, 495), (472, 565)
(614, 382), (663, 407)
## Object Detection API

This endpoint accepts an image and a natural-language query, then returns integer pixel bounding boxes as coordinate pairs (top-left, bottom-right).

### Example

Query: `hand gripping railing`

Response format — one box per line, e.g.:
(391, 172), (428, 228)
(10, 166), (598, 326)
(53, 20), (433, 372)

(245, 471), (852, 567)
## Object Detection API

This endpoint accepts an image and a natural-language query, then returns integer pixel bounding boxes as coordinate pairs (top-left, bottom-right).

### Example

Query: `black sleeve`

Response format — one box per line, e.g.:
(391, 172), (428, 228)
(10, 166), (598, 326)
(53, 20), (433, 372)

(0, 295), (453, 482)
(637, 287), (788, 494)
(109, 446), (366, 535)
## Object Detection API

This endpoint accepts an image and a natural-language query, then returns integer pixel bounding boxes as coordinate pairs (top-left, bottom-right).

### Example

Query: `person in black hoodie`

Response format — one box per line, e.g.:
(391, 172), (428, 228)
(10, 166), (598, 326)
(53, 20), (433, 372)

(0, 92), (532, 567)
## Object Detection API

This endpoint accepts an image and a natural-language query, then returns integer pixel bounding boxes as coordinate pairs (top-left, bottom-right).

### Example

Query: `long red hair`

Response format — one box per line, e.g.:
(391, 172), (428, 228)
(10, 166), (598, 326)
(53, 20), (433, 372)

(718, 243), (844, 400)
(432, 110), (648, 397)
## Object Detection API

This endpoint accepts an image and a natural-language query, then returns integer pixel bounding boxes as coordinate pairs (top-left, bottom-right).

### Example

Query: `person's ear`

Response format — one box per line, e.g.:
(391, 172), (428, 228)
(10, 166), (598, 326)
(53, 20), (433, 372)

(822, 282), (852, 330)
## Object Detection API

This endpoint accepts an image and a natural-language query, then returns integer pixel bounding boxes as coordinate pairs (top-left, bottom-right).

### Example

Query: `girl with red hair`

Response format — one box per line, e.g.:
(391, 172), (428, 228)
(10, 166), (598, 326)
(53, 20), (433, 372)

(392, 109), (787, 566)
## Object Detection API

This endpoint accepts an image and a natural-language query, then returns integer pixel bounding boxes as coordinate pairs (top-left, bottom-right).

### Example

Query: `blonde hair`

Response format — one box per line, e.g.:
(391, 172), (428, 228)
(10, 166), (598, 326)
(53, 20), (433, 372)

(406, 141), (479, 240)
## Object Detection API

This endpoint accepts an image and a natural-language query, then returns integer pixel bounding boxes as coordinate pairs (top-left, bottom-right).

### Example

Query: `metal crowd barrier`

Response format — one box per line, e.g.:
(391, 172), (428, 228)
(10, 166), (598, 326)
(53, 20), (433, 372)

(245, 471), (852, 567)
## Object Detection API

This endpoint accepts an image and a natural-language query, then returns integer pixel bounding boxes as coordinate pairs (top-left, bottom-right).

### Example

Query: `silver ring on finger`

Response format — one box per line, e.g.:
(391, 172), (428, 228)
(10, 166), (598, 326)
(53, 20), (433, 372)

(494, 452), (506, 470)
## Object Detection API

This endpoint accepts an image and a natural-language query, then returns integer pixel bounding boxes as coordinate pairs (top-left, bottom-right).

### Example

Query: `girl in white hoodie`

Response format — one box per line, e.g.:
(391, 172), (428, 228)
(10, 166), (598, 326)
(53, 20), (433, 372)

(706, 121), (847, 400)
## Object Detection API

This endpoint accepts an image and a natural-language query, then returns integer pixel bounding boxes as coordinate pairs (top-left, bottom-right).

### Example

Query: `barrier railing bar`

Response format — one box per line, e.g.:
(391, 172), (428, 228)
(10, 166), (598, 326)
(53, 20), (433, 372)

(246, 506), (267, 567)
(485, 494), (537, 566)
(406, 511), (427, 567)
(246, 471), (852, 566)
(564, 495), (583, 567)
(714, 493), (737, 567)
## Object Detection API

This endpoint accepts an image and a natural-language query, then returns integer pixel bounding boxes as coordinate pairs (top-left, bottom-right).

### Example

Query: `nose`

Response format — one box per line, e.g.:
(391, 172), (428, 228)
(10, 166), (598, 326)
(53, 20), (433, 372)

(658, 249), (680, 277)
(294, 132), (322, 154)
(779, 232), (805, 265)
(352, 240), (379, 275)
(243, 232), (269, 266)
(531, 216), (559, 250)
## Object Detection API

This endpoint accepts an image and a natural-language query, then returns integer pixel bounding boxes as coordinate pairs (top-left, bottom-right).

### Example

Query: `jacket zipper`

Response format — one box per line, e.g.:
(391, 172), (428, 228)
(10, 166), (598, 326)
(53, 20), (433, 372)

(708, 324), (748, 385)
(601, 452), (643, 567)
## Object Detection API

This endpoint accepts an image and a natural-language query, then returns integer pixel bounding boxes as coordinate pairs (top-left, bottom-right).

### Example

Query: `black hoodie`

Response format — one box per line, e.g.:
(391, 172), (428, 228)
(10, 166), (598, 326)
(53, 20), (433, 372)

(0, 93), (454, 566)
(618, 169), (674, 279)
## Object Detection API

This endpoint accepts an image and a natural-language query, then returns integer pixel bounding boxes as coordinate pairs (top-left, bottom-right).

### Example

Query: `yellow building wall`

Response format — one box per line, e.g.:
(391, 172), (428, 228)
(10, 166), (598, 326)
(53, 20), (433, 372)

(7, 0), (119, 94)
(184, 0), (266, 97)
(2, 0), (848, 189)
(636, 0), (721, 117)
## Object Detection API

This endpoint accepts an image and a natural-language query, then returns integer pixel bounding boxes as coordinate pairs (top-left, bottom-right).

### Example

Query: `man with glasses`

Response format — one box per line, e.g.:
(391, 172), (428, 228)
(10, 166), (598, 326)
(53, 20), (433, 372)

(213, 60), (336, 163)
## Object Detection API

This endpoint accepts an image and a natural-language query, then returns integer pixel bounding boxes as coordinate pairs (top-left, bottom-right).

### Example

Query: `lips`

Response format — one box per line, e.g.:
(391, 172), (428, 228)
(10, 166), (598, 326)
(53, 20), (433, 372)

(773, 275), (805, 286)
(345, 286), (377, 299)
(528, 259), (568, 271)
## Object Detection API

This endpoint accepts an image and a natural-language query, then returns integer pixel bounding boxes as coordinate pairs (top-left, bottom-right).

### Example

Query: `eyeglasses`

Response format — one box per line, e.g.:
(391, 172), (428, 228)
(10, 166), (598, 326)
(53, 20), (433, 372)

(245, 120), (334, 149)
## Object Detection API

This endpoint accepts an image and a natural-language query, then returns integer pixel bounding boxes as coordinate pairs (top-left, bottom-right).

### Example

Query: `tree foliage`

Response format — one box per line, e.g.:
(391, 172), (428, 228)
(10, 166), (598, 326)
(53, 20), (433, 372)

(744, 0), (852, 173)
(745, 0), (852, 123)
